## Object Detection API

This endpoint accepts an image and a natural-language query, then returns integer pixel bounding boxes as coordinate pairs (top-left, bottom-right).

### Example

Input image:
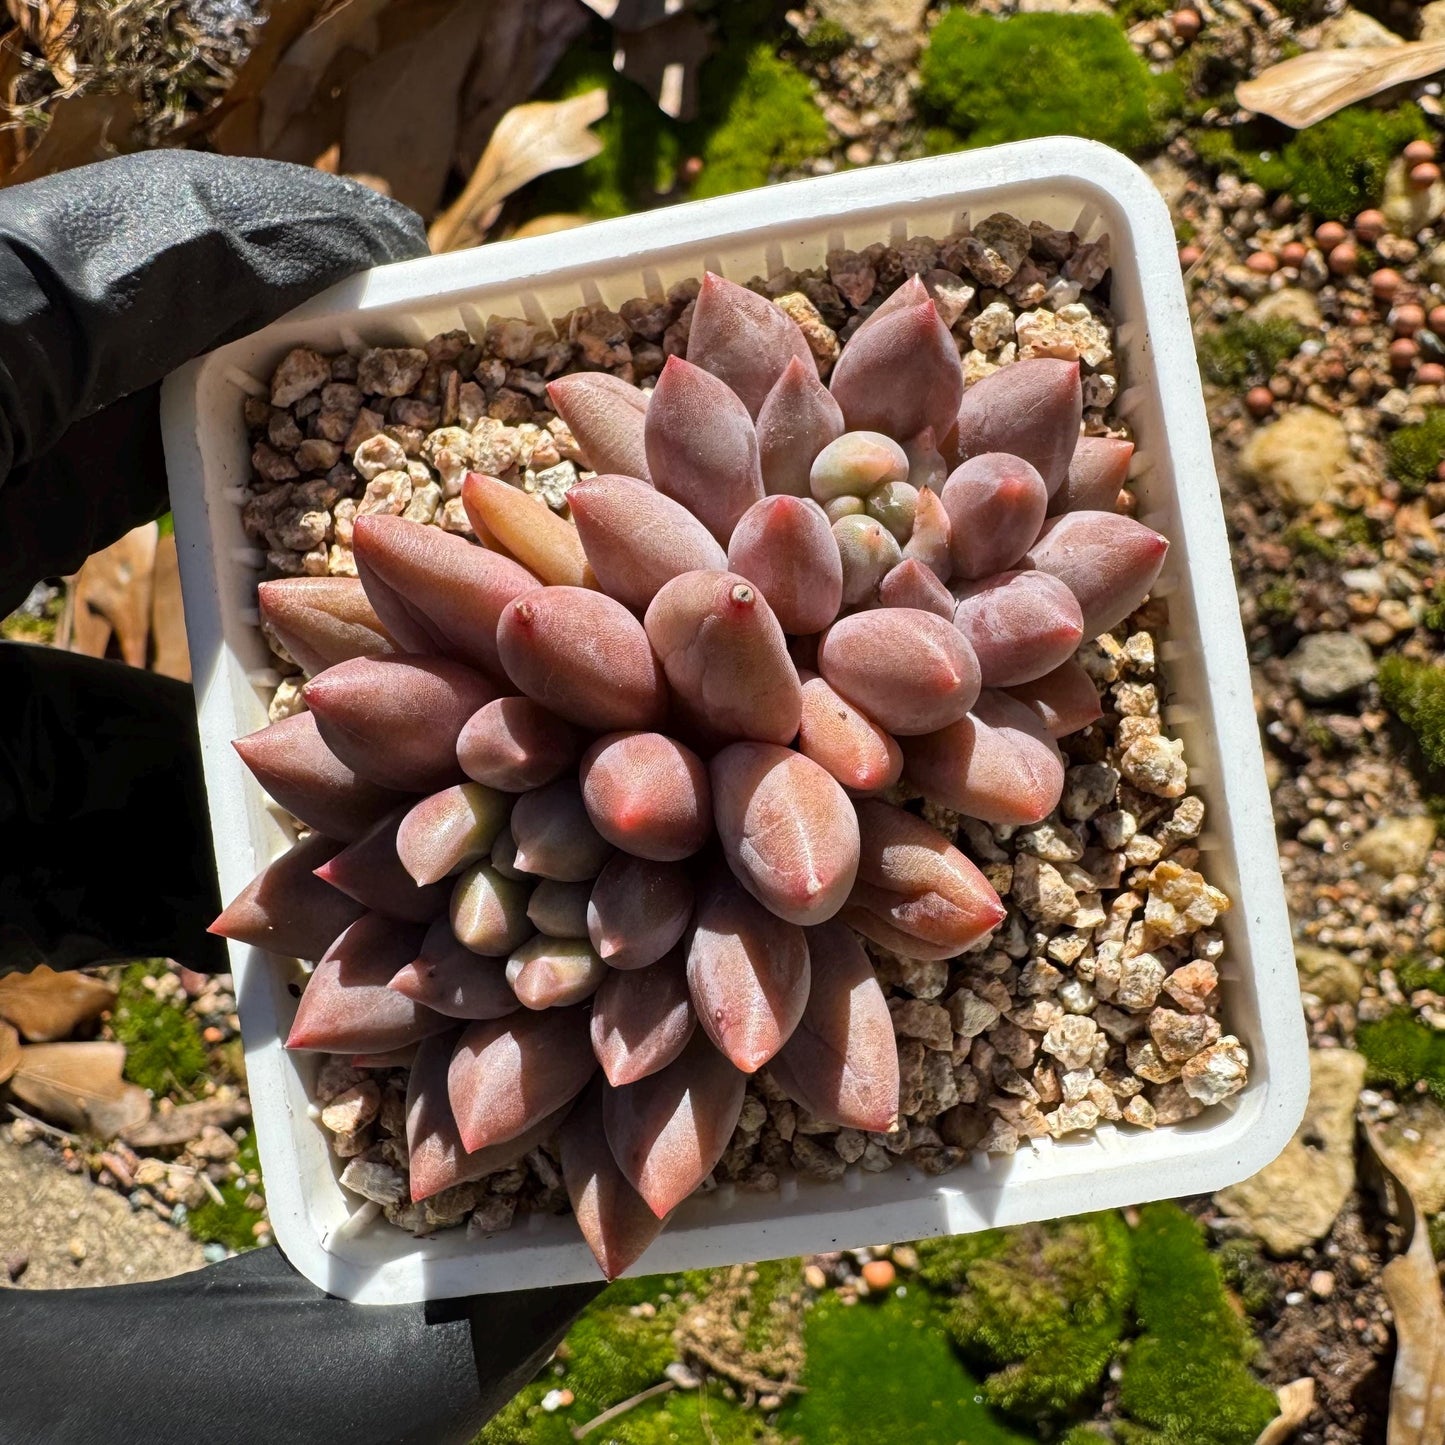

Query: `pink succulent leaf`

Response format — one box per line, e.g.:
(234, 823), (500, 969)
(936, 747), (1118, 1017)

(232, 711), (408, 843)
(587, 853), (695, 971)
(685, 868), (811, 1074)
(952, 358), (1081, 497)
(686, 271), (815, 419)
(448, 861), (533, 955)
(526, 879), (593, 939)
(832, 515), (903, 609)
(877, 558), (953, 619)
(644, 355), (764, 544)
(796, 672), (904, 796)
(313, 806), (450, 922)
(209, 831), (364, 962)
(904, 426), (948, 495)
(951, 569), (1085, 687)
(839, 905), (966, 960)
(497, 587), (667, 732)
(510, 778), (614, 883)
(351, 1044), (418, 1069)
(506, 935), (608, 1009)
(941, 452), (1048, 582)
(1049, 434), (1134, 517)
(710, 742), (860, 926)
(817, 608), (980, 736)
(488, 826), (525, 880)
(809, 430), (908, 504)
(590, 947), (696, 1086)
(901, 485), (952, 583)
(603, 1022), (747, 1218)
(257, 577), (395, 677)
(580, 731), (712, 862)
(1003, 659), (1104, 739)
(856, 274), (929, 327)
(395, 783), (511, 887)
(304, 654), (498, 793)
(766, 919), (898, 1133)
(447, 1006), (596, 1152)
(569, 474), (727, 610)
(726, 495), (843, 636)
(545, 372), (652, 483)
(1022, 511), (1169, 638)
(457, 697), (583, 794)
(756, 354), (844, 497)
(460, 472), (595, 589)
(389, 916), (519, 1020)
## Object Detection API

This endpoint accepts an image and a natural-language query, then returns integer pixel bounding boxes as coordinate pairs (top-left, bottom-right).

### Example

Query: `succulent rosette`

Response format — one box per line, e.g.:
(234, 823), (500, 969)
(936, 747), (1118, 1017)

(214, 273), (1167, 1280)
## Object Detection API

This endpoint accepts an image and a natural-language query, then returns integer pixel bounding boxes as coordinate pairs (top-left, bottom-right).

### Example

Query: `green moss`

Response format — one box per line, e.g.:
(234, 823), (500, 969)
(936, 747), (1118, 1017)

(912, 1229), (1008, 1292)
(111, 961), (209, 1097)
(1389, 408), (1445, 497)
(944, 1213), (1134, 1417)
(1061, 1431), (1114, 1445)
(1258, 580), (1296, 620)
(1285, 511), (1373, 563)
(185, 1128), (264, 1251)
(1379, 656), (1445, 772)
(1117, 1203), (1279, 1445)
(781, 1289), (1034, 1445)
(801, 16), (853, 58)
(1215, 1237), (1281, 1317)
(1394, 955), (1445, 994)
(920, 12), (1180, 156)
(0, 611), (57, 643)
(1358, 1011), (1445, 1101)
(1423, 582), (1445, 633)
(1430, 1214), (1445, 1261)
(1115, 0), (1170, 20)
(1197, 316), (1303, 389)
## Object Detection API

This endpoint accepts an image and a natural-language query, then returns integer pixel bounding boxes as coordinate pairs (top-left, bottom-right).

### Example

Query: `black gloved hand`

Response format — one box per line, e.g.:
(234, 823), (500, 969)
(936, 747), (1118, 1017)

(0, 152), (602, 1445)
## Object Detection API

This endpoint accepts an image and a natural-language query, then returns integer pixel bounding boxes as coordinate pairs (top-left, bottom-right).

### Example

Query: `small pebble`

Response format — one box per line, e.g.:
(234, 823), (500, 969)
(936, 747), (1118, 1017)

(1393, 303), (1426, 338)
(861, 1259), (897, 1290)
(1389, 338), (1419, 370)
(1245, 386), (1274, 418)
(804, 1263), (828, 1290)
(67, 1237), (87, 1262)
(203, 1242), (229, 1264)
(1371, 268), (1401, 302)
(1404, 138), (1436, 166)
(1418, 362), (1445, 386)
(1178, 244), (1202, 269)
(1328, 243), (1358, 277)
(1310, 1270), (1336, 1299)
(1410, 162), (1441, 191)
(1171, 8), (1201, 40)
(1279, 241), (1307, 269)
(1353, 210), (1386, 244)
(1314, 221), (1348, 249)
(1245, 251), (1277, 275)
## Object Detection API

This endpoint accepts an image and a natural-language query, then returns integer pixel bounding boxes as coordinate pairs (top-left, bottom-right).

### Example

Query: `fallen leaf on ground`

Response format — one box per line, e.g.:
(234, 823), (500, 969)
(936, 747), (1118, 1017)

(429, 89), (607, 252)
(121, 1096), (251, 1150)
(0, 1021), (19, 1086)
(9, 1041), (150, 1140)
(150, 530), (190, 682)
(1254, 1378), (1316, 1445)
(1237, 41), (1445, 130)
(1365, 1122), (1445, 1445)
(0, 966), (116, 1043)
(68, 521), (158, 668)
(2, 91), (138, 186)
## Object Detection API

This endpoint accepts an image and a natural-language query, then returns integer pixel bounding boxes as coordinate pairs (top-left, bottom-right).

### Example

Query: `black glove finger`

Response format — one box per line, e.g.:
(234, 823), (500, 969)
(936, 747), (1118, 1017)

(0, 1245), (603, 1445)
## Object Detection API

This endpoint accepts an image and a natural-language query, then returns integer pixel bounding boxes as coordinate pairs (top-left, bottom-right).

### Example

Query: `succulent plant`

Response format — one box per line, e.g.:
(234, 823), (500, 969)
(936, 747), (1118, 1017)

(213, 272), (1168, 1280)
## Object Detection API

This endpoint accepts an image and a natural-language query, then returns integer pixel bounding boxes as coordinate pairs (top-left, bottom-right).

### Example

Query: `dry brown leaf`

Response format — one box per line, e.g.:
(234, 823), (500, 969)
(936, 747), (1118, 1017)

(0, 1020), (19, 1086)
(1254, 1378), (1316, 1445)
(1237, 41), (1445, 130)
(9, 1041), (150, 1140)
(69, 521), (158, 668)
(430, 88), (607, 253)
(1365, 1122), (1445, 1445)
(0, 966), (116, 1043)
(150, 530), (190, 682)
(2, 90), (137, 186)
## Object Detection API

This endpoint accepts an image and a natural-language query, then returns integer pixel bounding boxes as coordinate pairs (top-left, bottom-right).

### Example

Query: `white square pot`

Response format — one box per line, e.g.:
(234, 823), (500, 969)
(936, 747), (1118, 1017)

(160, 138), (1309, 1303)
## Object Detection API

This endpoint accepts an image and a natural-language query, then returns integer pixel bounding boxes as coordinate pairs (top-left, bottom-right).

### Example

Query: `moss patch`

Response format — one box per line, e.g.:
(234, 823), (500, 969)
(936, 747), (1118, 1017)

(1379, 656), (1445, 772)
(1197, 317), (1303, 390)
(185, 1128), (264, 1252)
(1358, 1012), (1445, 1101)
(920, 11), (1181, 156)
(111, 961), (209, 1097)
(1117, 1203), (1278, 1445)
(1388, 408), (1445, 497)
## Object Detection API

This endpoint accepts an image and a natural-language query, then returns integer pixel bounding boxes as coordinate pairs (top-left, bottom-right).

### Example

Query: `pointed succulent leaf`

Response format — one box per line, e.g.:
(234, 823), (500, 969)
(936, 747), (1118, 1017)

(901, 690), (1065, 826)
(817, 608), (980, 736)
(808, 430), (908, 504)
(797, 672), (903, 796)
(352, 513), (539, 679)
(710, 742), (859, 926)
(526, 879), (593, 939)
(304, 654), (497, 793)
(1022, 511), (1169, 638)
(395, 783), (511, 887)
(285, 913), (446, 1052)
(829, 296), (963, 441)
(568, 474), (727, 610)
(561, 1078), (666, 1279)
(860, 273), (929, 325)
(726, 495), (843, 636)
(448, 1006), (596, 1151)
(685, 868), (811, 1071)
(457, 697), (582, 793)
(767, 920), (898, 1133)
(257, 577), (395, 677)
(1049, 434), (1133, 517)
(510, 778), (613, 882)
(489, 825), (525, 880)
(314, 807), (450, 922)
(952, 569), (1085, 687)
(644, 356), (764, 544)
(351, 1044), (419, 1069)
(952, 358), (1081, 496)
(832, 514), (902, 608)
(587, 853), (694, 971)
(232, 711), (406, 843)
(1003, 659), (1103, 738)
(506, 935), (607, 1009)
(839, 905), (963, 960)
(941, 452), (1048, 582)
(590, 947), (695, 1086)
(497, 587), (666, 731)
(209, 831), (365, 961)
(877, 558), (953, 619)
(686, 271), (814, 418)
(580, 731), (711, 862)
(603, 1025), (746, 1217)
(644, 570), (801, 747)
(545, 372), (651, 483)
(756, 354), (844, 497)
(449, 861), (533, 956)
(901, 485), (952, 583)
(904, 425), (947, 495)
(389, 916), (519, 1020)
(461, 471), (595, 588)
